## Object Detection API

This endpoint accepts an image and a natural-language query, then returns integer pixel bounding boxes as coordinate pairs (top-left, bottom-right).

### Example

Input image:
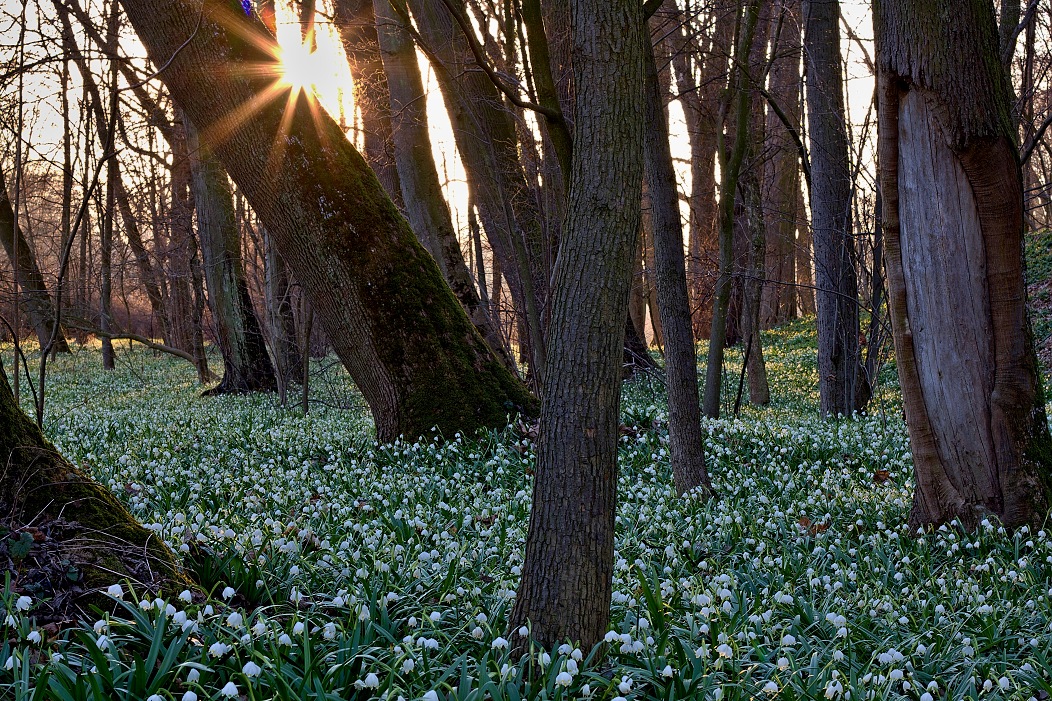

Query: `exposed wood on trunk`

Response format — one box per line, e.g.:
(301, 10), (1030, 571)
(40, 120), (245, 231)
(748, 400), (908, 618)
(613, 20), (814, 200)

(876, 0), (1052, 529)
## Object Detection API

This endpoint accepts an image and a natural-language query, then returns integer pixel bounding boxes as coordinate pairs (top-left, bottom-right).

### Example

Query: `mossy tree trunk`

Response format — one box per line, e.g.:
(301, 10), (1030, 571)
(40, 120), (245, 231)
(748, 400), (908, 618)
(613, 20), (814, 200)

(0, 367), (186, 615)
(875, 0), (1052, 529)
(184, 118), (277, 394)
(509, 0), (646, 650)
(119, 0), (535, 441)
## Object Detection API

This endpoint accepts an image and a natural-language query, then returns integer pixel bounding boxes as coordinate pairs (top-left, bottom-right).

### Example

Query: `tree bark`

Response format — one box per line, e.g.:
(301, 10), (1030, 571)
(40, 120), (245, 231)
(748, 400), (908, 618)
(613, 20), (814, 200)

(643, 30), (713, 495)
(803, 0), (861, 416)
(760, 0), (802, 328)
(184, 118), (278, 394)
(373, 0), (514, 370)
(0, 169), (70, 353)
(876, 0), (1052, 529)
(119, 0), (535, 442)
(510, 0), (646, 650)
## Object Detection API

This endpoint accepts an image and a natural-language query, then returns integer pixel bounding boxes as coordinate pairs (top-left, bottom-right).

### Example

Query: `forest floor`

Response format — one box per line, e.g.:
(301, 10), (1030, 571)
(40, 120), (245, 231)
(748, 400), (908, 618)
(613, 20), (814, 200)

(1, 289), (1052, 699)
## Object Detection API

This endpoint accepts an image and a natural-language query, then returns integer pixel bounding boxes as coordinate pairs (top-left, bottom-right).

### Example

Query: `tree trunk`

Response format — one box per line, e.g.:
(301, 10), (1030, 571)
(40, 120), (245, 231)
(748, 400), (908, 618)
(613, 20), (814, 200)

(120, 0), (535, 442)
(510, 0), (645, 650)
(875, 0), (1052, 529)
(331, 0), (404, 207)
(804, 0), (861, 416)
(703, 0), (761, 419)
(405, 0), (550, 387)
(0, 169), (70, 353)
(373, 0), (515, 370)
(760, 0), (802, 328)
(643, 31), (713, 495)
(184, 118), (277, 394)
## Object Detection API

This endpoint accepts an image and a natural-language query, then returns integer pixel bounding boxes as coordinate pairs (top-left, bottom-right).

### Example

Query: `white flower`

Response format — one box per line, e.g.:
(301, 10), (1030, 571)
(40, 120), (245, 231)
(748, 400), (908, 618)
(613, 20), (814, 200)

(555, 671), (573, 687)
(220, 681), (239, 697)
(401, 658), (415, 673)
(187, 668), (201, 683)
(781, 634), (797, 646)
(661, 665), (674, 678)
(208, 642), (230, 657)
(26, 630), (41, 644)
(362, 672), (380, 689)
(243, 660), (262, 677)
(147, 695), (164, 701)
(920, 695), (933, 701)
(15, 596), (32, 612)
(763, 681), (779, 694)
(182, 693), (198, 701)
(227, 612), (244, 627)
(716, 643), (733, 658)
(252, 620), (267, 637)
(423, 692), (439, 701)
(429, 611), (441, 622)
(491, 637), (509, 649)
(222, 587), (236, 600)
(618, 676), (633, 694)
(179, 590), (193, 603)
(293, 621), (305, 635)
(95, 635), (110, 649)
(106, 584), (124, 599)
(566, 659), (579, 674)
(323, 622), (337, 640)
(539, 652), (551, 666)
(278, 633), (293, 646)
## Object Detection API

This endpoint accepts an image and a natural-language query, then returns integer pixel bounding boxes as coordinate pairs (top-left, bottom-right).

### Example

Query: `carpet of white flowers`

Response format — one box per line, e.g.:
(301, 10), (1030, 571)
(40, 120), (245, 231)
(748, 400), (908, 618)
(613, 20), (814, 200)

(3, 320), (1052, 700)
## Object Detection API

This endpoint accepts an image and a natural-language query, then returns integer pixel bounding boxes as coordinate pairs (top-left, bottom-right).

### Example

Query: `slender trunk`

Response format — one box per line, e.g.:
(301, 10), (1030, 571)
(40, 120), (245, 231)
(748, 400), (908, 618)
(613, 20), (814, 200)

(121, 0), (535, 441)
(643, 32), (713, 495)
(804, 0), (860, 416)
(331, 0), (404, 207)
(0, 170), (70, 352)
(703, 0), (761, 419)
(796, 183), (816, 314)
(510, 0), (645, 650)
(519, 0), (573, 187)
(265, 232), (302, 390)
(373, 0), (515, 370)
(184, 117), (277, 394)
(760, 0), (802, 328)
(100, 1), (118, 370)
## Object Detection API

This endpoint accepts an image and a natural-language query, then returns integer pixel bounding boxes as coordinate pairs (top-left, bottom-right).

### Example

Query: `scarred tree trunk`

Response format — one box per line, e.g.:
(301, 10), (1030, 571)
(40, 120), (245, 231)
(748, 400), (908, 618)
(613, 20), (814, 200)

(510, 0), (645, 649)
(876, 0), (1052, 529)
(804, 0), (860, 416)
(0, 169), (70, 352)
(372, 0), (514, 369)
(643, 28), (713, 495)
(185, 119), (277, 394)
(119, 0), (534, 441)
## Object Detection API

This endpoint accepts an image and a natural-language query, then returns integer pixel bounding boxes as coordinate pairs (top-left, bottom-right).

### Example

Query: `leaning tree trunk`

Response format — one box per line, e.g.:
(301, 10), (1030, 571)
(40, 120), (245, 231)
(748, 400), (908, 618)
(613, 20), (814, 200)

(643, 30), (713, 496)
(803, 0), (861, 416)
(0, 366), (187, 619)
(372, 0), (515, 370)
(119, 0), (535, 442)
(509, 0), (646, 650)
(184, 119), (277, 394)
(875, 0), (1052, 529)
(0, 169), (70, 353)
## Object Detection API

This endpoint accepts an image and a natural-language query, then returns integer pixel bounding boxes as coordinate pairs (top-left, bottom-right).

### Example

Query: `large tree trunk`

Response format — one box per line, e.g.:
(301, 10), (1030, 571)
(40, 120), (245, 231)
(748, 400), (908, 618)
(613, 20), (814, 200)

(643, 27), (712, 496)
(875, 0), (1052, 529)
(372, 0), (514, 370)
(510, 0), (645, 650)
(760, 0), (802, 328)
(330, 0), (404, 207)
(804, 0), (861, 416)
(120, 0), (534, 442)
(0, 168), (70, 353)
(0, 366), (187, 619)
(184, 119), (278, 394)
